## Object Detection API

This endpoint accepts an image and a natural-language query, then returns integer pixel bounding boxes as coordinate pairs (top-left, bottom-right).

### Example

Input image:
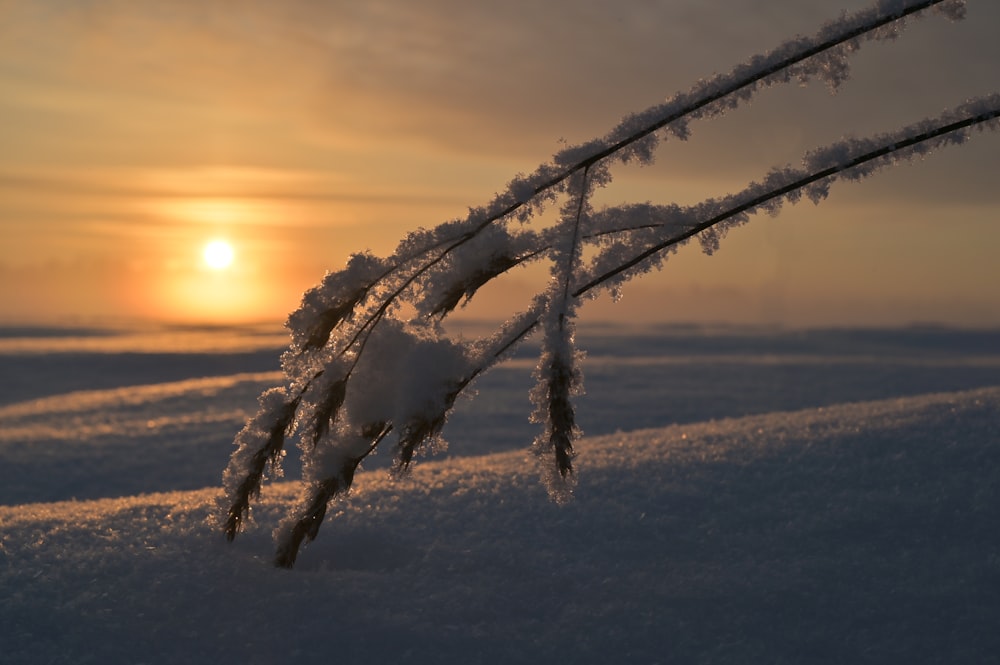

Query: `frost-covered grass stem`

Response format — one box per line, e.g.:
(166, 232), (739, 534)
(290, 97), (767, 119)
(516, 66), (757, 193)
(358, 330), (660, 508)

(575, 101), (1000, 296)
(217, 0), (996, 568)
(430, 0), (962, 231)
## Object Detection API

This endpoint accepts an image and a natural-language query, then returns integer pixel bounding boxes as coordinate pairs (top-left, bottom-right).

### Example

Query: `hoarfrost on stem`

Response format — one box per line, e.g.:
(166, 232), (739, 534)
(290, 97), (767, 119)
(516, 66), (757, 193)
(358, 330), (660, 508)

(218, 0), (999, 567)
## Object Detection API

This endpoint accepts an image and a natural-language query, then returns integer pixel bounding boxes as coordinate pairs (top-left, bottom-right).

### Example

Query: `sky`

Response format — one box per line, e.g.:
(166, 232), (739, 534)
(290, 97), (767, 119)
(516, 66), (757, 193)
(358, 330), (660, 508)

(1, 0), (998, 328)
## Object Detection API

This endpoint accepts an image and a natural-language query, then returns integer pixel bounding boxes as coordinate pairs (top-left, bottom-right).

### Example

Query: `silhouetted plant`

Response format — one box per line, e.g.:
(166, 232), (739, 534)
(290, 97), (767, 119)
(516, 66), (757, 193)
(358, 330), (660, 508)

(218, 0), (998, 568)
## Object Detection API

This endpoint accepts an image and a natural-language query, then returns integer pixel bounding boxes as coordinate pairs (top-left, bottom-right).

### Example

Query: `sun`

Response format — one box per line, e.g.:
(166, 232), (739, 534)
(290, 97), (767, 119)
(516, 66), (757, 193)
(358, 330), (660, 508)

(202, 239), (235, 271)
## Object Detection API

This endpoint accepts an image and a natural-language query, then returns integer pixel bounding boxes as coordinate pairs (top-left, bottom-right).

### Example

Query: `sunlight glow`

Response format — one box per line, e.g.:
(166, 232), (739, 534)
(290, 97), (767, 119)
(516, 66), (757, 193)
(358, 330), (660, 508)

(203, 240), (235, 271)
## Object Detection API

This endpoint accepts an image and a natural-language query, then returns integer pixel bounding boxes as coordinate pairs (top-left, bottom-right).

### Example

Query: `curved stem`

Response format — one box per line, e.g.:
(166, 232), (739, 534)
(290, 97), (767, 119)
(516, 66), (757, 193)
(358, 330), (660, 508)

(446, 0), (952, 233)
(311, 0), (950, 361)
(573, 107), (1000, 298)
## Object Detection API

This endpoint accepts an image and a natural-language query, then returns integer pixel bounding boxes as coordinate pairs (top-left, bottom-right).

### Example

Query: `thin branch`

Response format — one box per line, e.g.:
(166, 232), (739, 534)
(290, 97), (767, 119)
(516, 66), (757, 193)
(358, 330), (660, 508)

(440, 0), (955, 232)
(296, 0), (952, 359)
(573, 106), (1000, 297)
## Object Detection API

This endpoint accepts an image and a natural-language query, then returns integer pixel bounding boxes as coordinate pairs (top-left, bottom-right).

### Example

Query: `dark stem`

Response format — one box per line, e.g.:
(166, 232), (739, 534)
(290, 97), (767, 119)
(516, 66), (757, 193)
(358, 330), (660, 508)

(559, 166), (591, 324)
(445, 0), (950, 234)
(308, 0), (945, 368)
(273, 424), (392, 568)
(573, 108), (1000, 297)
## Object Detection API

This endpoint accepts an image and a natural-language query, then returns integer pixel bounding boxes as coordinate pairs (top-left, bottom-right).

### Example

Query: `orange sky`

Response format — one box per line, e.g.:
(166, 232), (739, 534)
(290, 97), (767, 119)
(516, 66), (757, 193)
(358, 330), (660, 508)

(1, 0), (998, 328)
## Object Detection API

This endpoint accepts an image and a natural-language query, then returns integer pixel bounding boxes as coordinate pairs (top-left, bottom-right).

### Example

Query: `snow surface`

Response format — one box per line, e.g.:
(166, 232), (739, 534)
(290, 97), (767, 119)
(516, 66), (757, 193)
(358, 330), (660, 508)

(1, 325), (999, 663)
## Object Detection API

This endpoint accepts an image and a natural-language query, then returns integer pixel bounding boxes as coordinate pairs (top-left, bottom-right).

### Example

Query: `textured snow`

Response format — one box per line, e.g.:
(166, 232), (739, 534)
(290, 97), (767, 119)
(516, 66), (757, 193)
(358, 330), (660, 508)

(2, 384), (998, 664)
(2, 324), (1000, 662)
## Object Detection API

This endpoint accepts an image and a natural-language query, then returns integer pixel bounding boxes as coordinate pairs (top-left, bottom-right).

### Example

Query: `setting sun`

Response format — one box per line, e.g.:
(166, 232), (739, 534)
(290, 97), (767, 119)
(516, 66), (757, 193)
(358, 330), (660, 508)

(202, 240), (235, 271)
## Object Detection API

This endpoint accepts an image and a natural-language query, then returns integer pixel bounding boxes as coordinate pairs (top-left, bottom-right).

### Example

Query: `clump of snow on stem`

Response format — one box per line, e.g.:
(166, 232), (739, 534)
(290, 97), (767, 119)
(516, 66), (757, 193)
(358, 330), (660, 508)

(219, 386), (298, 537)
(341, 320), (470, 441)
(286, 253), (385, 355)
(414, 224), (539, 319)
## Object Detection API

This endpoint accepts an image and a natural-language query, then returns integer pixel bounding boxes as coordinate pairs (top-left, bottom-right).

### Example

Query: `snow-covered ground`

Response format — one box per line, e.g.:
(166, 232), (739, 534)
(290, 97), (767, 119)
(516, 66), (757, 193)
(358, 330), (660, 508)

(1, 324), (998, 663)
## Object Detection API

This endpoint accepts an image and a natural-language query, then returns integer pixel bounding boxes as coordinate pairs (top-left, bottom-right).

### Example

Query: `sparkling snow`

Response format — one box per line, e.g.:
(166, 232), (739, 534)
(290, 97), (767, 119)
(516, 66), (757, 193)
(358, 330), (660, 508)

(1, 324), (998, 663)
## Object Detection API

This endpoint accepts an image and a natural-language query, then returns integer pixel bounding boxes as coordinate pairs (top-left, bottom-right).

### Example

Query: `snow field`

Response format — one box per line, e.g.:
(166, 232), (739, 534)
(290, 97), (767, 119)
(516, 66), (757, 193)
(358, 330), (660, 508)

(2, 386), (998, 664)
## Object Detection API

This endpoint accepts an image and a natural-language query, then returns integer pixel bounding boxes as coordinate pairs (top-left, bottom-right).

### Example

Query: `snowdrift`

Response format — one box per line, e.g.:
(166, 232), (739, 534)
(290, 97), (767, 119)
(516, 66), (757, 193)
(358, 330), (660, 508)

(2, 386), (998, 664)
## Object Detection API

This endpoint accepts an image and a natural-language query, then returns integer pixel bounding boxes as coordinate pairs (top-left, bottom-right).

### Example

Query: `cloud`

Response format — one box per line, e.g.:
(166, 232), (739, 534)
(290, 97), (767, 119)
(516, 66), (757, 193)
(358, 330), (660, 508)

(2, 0), (997, 325)
(0, 166), (468, 206)
(5, 0), (998, 160)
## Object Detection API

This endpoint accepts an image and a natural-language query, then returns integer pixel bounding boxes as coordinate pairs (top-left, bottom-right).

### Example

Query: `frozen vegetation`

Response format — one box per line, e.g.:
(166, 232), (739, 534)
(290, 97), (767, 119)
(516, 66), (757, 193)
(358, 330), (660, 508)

(1, 1), (998, 661)
(218, 0), (999, 566)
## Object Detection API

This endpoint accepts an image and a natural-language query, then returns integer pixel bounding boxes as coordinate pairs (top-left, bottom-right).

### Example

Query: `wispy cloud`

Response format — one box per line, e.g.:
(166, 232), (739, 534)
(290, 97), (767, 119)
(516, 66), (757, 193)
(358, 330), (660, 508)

(1, 0), (998, 325)
(0, 167), (470, 205)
